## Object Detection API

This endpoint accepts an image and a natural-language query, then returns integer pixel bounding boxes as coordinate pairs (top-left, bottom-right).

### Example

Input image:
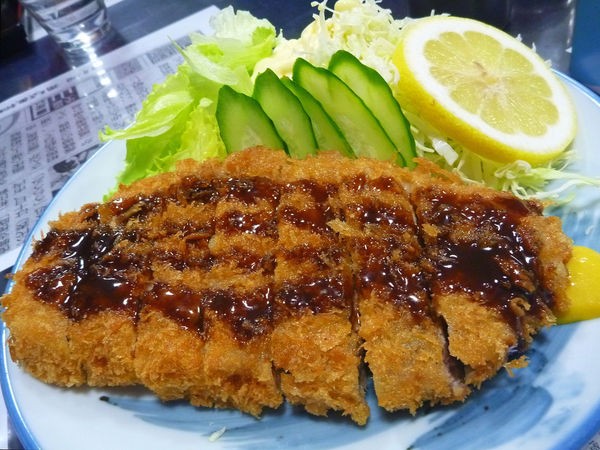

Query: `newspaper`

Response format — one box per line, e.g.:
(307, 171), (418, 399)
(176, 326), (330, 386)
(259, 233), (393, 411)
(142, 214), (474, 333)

(0, 5), (219, 272)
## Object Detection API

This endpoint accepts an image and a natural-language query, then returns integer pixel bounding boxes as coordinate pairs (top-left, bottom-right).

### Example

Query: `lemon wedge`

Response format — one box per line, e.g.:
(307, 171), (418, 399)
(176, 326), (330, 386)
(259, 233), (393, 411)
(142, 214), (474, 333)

(393, 16), (577, 165)
(558, 246), (600, 324)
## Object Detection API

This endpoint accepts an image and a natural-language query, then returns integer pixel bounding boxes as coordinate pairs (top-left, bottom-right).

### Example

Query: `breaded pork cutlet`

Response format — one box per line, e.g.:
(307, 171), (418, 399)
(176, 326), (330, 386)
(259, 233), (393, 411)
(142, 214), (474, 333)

(268, 152), (369, 424)
(110, 160), (223, 404)
(5, 203), (147, 387)
(219, 149), (369, 423)
(195, 161), (282, 414)
(328, 157), (470, 413)
(409, 161), (571, 385)
(1, 147), (572, 424)
(124, 155), (284, 416)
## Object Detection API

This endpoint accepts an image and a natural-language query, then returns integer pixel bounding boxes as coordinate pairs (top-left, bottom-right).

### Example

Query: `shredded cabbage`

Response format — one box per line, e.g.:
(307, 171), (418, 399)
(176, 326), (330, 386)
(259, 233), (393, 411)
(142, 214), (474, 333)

(254, 0), (410, 85)
(407, 106), (600, 201)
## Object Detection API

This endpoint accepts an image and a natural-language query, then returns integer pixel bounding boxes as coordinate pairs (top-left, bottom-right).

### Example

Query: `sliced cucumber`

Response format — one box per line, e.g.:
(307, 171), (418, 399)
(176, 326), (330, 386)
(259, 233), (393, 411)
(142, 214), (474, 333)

(281, 77), (354, 158)
(253, 69), (317, 159)
(293, 58), (403, 164)
(329, 50), (416, 167)
(216, 85), (285, 154)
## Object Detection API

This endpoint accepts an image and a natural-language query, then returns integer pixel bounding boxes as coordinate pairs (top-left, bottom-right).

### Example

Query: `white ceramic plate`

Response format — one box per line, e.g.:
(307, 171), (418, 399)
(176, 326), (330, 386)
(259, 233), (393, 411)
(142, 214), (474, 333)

(2, 74), (600, 450)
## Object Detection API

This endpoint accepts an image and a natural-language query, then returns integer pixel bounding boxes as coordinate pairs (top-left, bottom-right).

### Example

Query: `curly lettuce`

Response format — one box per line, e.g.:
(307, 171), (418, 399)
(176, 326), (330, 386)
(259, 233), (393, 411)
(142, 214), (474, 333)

(99, 6), (276, 186)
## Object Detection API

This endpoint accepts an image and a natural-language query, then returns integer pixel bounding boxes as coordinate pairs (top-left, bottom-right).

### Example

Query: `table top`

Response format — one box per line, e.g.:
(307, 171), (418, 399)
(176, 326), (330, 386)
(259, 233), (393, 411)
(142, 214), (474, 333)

(0, 0), (598, 448)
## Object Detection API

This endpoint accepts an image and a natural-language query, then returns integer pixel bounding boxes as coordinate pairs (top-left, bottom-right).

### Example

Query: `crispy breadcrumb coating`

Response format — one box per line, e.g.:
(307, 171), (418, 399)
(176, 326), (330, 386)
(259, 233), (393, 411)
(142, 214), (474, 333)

(1, 147), (571, 424)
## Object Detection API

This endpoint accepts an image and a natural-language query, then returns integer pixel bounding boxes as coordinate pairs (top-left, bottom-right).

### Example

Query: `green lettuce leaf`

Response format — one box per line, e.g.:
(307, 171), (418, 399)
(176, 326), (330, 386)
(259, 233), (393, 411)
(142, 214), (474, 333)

(100, 6), (277, 187)
(166, 100), (227, 169)
(177, 7), (276, 95)
(100, 68), (196, 141)
(116, 105), (193, 186)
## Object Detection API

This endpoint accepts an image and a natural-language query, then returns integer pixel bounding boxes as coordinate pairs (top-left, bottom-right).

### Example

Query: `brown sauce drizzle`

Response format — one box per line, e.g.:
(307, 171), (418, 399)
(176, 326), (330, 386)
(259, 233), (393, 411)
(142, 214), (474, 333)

(280, 244), (343, 270)
(355, 237), (428, 316)
(144, 283), (274, 340)
(343, 175), (425, 314)
(32, 229), (92, 260)
(204, 287), (274, 339)
(217, 249), (275, 274)
(423, 190), (550, 344)
(276, 275), (351, 315)
(108, 194), (170, 220)
(346, 174), (397, 193)
(26, 227), (139, 320)
(344, 175), (413, 231)
(279, 180), (337, 234)
(287, 179), (336, 203)
(279, 205), (334, 235)
(274, 180), (350, 317)
(180, 177), (220, 204)
(144, 283), (205, 333)
(347, 200), (412, 230)
(22, 171), (553, 345)
(163, 219), (214, 239)
(225, 177), (280, 206)
(152, 248), (215, 272)
(217, 210), (277, 236)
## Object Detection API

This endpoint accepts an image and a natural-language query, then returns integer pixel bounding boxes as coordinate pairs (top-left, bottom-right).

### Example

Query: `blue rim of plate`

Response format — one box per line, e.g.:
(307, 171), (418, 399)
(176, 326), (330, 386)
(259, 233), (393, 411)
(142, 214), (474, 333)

(2, 73), (600, 450)
(555, 69), (600, 103)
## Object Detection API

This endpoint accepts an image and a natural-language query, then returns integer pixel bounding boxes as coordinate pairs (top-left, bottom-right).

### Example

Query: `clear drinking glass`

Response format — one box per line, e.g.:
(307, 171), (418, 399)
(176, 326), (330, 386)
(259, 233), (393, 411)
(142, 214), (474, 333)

(19, 0), (110, 53)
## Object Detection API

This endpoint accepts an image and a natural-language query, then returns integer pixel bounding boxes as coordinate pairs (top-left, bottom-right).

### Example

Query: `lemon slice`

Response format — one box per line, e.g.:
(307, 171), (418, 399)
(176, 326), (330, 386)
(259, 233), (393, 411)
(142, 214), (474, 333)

(393, 16), (577, 165)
